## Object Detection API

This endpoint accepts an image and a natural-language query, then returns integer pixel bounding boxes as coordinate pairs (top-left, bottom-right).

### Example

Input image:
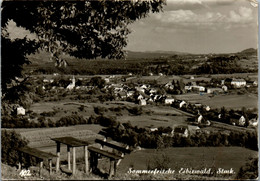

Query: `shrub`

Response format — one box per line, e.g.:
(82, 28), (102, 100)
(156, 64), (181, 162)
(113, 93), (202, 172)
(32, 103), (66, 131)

(236, 157), (258, 179)
(57, 114), (86, 126)
(128, 106), (143, 115)
(94, 106), (108, 115)
(1, 130), (28, 166)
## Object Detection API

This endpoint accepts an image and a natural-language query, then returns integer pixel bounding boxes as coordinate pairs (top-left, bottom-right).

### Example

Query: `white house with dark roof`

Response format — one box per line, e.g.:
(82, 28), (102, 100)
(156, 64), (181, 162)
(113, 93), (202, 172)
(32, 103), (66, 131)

(231, 79), (246, 88)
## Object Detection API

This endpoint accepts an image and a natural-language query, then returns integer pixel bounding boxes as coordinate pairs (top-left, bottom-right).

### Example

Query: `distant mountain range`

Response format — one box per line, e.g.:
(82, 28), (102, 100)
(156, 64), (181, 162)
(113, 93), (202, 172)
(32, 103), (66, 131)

(27, 48), (257, 64)
(125, 50), (190, 59)
(238, 48), (257, 55)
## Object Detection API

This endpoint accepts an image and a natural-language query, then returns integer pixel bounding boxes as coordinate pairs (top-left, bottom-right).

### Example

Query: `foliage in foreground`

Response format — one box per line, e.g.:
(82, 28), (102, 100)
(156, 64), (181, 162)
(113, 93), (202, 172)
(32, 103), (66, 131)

(236, 157), (258, 179)
(1, 130), (28, 166)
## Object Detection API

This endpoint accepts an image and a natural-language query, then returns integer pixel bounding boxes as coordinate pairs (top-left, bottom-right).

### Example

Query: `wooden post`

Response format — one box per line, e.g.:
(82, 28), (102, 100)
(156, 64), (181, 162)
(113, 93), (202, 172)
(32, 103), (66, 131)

(72, 147), (76, 175)
(114, 159), (117, 176)
(18, 151), (22, 171)
(26, 154), (31, 169)
(84, 146), (89, 174)
(89, 152), (93, 173)
(94, 153), (98, 171)
(109, 159), (115, 178)
(67, 145), (71, 170)
(18, 162), (21, 171)
(49, 159), (52, 175)
(39, 161), (43, 177)
(56, 142), (60, 172)
(117, 153), (124, 166)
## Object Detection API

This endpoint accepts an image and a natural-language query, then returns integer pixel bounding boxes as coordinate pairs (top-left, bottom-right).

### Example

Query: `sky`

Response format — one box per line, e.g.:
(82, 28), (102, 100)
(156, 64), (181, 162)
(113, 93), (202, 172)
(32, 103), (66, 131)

(126, 0), (258, 54)
(6, 0), (258, 54)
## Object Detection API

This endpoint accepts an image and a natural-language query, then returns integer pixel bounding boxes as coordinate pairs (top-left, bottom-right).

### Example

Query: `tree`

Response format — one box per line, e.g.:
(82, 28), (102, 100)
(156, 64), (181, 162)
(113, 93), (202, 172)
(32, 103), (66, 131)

(2, 0), (165, 92)
(236, 157), (258, 179)
(1, 130), (28, 166)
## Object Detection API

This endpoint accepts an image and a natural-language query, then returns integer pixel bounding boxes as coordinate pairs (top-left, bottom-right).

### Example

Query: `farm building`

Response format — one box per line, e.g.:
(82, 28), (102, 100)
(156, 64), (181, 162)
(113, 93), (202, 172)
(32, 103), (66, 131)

(66, 76), (75, 90)
(150, 128), (158, 132)
(231, 79), (246, 88)
(249, 119), (258, 127)
(205, 106), (211, 111)
(165, 98), (175, 104)
(139, 99), (147, 106)
(207, 88), (223, 94)
(230, 114), (246, 126)
(17, 106), (25, 116)
(104, 78), (110, 83)
(248, 114), (258, 127)
(118, 92), (127, 99)
(191, 86), (205, 92)
(179, 101), (186, 108)
(172, 126), (189, 137)
(222, 85), (228, 92)
(165, 82), (174, 90)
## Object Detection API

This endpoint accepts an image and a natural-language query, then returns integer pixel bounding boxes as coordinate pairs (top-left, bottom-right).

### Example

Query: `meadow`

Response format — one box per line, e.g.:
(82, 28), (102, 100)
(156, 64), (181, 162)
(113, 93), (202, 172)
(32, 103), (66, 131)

(118, 147), (258, 179)
(175, 93), (257, 109)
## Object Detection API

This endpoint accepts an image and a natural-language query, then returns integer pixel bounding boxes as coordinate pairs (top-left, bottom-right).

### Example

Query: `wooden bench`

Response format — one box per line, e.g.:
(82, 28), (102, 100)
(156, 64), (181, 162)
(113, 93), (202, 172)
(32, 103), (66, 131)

(95, 139), (131, 154)
(88, 146), (123, 177)
(18, 146), (57, 176)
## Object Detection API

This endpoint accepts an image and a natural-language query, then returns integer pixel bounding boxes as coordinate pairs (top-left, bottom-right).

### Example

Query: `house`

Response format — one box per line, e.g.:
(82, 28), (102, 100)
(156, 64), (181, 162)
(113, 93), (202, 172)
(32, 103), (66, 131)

(137, 94), (144, 100)
(165, 98), (175, 105)
(139, 99), (147, 106)
(150, 128), (158, 132)
(197, 115), (203, 124)
(247, 80), (258, 87)
(172, 126), (189, 137)
(222, 85), (228, 92)
(230, 114), (246, 126)
(17, 106), (25, 116)
(127, 91), (135, 97)
(231, 79), (246, 88)
(248, 114), (258, 127)
(191, 86), (205, 92)
(184, 86), (192, 91)
(104, 78), (110, 83)
(194, 103), (202, 108)
(207, 88), (223, 94)
(249, 119), (258, 127)
(179, 101), (186, 108)
(140, 84), (148, 89)
(238, 116), (246, 126)
(165, 82), (174, 90)
(66, 76), (75, 90)
(135, 87), (145, 93)
(118, 92), (127, 99)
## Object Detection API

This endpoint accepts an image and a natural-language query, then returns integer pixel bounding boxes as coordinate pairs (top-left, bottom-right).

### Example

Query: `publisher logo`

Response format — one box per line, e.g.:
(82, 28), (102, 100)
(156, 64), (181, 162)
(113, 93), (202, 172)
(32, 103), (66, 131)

(19, 169), (31, 177)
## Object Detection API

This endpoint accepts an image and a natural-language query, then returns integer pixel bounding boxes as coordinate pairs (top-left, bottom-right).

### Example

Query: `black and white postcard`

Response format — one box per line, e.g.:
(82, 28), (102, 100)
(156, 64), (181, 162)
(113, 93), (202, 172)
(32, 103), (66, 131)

(1, 0), (258, 180)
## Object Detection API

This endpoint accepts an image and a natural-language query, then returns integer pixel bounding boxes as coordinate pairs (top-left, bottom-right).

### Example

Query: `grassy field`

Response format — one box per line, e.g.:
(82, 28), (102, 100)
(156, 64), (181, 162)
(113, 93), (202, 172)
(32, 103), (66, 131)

(175, 93), (257, 109)
(118, 147), (258, 179)
(29, 100), (191, 129)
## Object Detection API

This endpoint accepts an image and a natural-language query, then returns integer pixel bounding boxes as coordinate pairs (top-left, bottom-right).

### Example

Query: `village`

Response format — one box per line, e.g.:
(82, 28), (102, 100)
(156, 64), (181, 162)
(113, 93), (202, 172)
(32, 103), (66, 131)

(11, 71), (258, 134)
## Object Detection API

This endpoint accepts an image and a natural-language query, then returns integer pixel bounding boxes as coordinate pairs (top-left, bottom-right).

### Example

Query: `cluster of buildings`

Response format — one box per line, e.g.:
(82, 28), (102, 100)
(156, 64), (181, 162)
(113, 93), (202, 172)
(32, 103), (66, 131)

(183, 78), (256, 95)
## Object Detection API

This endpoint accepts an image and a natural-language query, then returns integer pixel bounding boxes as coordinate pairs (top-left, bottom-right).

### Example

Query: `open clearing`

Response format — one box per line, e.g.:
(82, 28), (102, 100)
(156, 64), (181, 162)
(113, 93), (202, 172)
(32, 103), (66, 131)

(175, 93), (257, 109)
(118, 147), (257, 179)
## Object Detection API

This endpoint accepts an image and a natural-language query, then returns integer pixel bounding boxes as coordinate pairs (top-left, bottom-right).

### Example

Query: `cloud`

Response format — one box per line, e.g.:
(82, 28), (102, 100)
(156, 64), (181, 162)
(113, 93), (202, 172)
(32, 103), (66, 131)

(152, 6), (253, 26)
(228, 6), (253, 22)
(165, 0), (208, 10)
